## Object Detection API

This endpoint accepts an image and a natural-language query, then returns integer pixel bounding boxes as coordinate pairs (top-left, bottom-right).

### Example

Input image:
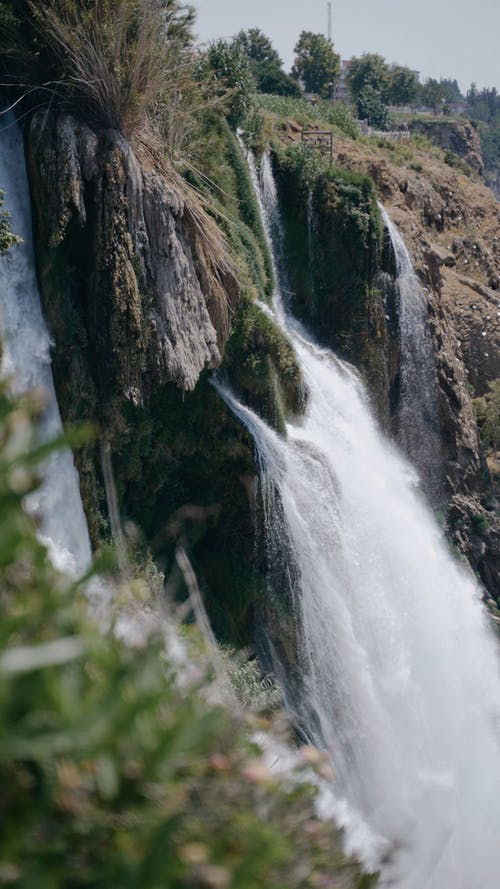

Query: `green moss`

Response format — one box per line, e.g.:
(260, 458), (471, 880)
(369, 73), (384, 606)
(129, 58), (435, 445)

(184, 112), (274, 300)
(267, 142), (395, 418)
(272, 143), (383, 352)
(224, 295), (303, 432)
(110, 375), (267, 647)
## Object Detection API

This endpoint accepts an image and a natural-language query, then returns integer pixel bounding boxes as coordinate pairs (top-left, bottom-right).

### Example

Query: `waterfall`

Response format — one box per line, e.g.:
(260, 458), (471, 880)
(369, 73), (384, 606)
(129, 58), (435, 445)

(0, 110), (92, 574)
(218, 150), (500, 888)
(379, 207), (442, 498)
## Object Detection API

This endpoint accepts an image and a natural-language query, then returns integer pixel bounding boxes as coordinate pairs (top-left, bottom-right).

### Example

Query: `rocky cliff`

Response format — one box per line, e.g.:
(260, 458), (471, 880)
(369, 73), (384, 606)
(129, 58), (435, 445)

(268, 116), (499, 597)
(24, 108), (302, 645)
(406, 117), (485, 175)
(22, 103), (500, 627)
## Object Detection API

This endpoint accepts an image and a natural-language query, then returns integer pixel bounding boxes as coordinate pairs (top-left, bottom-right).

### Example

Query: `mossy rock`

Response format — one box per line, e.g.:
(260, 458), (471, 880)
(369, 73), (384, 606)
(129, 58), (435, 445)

(110, 374), (268, 647)
(271, 143), (394, 418)
(224, 295), (303, 433)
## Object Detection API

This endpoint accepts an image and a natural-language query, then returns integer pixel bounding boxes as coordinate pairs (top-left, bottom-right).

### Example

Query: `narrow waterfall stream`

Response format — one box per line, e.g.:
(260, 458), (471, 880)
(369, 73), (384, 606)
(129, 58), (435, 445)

(217, 151), (500, 888)
(379, 206), (442, 498)
(0, 111), (92, 574)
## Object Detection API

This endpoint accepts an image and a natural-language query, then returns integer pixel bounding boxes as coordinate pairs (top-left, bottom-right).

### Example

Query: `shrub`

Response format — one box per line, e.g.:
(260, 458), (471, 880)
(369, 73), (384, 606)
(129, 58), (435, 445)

(474, 379), (500, 452)
(1, 0), (195, 137)
(0, 388), (377, 888)
(0, 189), (21, 255)
(443, 149), (472, 176)
(199, 39), (256, 129)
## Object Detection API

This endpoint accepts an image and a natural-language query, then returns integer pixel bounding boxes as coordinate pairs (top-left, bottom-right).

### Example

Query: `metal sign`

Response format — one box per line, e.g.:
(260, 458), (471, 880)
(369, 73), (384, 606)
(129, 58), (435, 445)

(300, 130), (334, 164)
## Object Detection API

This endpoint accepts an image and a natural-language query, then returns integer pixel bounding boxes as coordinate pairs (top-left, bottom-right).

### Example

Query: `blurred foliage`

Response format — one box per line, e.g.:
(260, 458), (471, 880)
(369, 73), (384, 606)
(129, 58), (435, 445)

(0, 387), (377, 888)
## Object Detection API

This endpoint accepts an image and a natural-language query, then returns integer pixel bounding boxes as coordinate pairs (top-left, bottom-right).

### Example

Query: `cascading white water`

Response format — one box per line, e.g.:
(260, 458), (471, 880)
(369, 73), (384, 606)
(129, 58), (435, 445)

(0, 110), (92, 574)
(218, 151), (500, 888)
(379, 207), (442, 498)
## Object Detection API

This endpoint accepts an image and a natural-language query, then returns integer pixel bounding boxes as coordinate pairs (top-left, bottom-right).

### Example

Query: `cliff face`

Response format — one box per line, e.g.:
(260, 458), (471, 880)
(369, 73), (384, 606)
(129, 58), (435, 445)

(27, 111), (233, 404)
(25, 110), (295, 646)
(24, 106), (500, 619)
(407, 118), (485, 175)
(321, 133), (499, 596)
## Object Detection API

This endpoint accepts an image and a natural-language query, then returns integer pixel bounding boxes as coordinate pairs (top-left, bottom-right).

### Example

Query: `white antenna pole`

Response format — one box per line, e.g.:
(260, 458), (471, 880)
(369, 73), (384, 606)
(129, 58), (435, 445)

(327, 1), (332, 43)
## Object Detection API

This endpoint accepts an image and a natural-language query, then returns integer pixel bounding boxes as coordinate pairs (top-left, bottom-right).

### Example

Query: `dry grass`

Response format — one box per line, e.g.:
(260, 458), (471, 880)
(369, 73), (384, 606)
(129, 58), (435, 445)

(4, 1), (240, 341)
(135, 129), (238, 347)
(27, 0), (193, 136)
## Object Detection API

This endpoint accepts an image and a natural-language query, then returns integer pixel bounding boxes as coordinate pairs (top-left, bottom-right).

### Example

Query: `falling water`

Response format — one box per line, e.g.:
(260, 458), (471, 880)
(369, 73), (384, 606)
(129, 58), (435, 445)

(0, 110), (92, 574)
(218, 151), (500, 887)
(379, 207), (442, 498)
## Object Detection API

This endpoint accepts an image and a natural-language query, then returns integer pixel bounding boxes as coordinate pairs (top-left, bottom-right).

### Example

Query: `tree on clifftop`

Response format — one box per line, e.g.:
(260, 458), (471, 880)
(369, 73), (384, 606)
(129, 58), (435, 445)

(421, 78), (447, 114)
(387, 65), (419, 105)
(292, 31), (340, 98)
(236, 27), (300, 97)
(347, 53), (390, 101)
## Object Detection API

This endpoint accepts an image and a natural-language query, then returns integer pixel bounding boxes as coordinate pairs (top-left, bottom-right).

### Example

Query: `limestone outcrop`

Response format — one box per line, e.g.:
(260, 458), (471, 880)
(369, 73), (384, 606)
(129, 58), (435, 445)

(407, 118), (485, 175)
(27, 111), (234, 407)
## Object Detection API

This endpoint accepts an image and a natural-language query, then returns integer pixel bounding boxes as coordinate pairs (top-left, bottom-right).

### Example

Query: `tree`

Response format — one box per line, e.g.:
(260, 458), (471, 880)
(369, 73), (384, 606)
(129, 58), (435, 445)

(236, 27), (300, 97)
(202, 39), (255, 126)
(356, 85), (390, 129)
(421, 78), (447, 114)
(347, 53), (390, 101)
(292, 31), (340, 98)
(439, 78), (463, 103)
(386, 65), (419, 106)
(236, 27), (281, 68)
(258, 65), (301, 97)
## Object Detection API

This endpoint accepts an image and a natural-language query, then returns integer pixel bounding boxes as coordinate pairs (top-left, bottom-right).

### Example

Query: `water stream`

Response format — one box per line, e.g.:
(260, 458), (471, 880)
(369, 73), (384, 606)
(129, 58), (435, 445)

(380, 206), (442, 499)
(0, 110), (92, 574)
(218, 150), (500, 888)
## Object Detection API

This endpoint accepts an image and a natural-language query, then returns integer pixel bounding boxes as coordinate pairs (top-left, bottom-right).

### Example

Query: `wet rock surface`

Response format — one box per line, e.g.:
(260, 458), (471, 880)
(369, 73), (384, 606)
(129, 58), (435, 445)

(27, 111), (227, 403)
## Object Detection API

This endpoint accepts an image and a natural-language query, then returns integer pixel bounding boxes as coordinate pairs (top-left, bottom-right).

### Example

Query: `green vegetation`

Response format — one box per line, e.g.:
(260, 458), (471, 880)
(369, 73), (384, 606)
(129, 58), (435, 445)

(347, 53), (391, 104)
(0, 388), (377, 889)
(0, 0), (196, 137)
(467, 86), (500, 174)
(225, 295), (303, 431)
(347, 54), (419, 128)
(356, 85), (390, 131)
(272, 143), (387, 397)
(236, 28), (300, 98)
(387, 65), (419, 105)
(291, 31), (340, 99)
(474, 379), (500, 453)
(420, 78), (448, 115)
(443, 150), (473, 176)
(0, 190), (21, 255)
(256, 93), (360, 140)
(346, 54), (465, 127)
(199, 39), (256, 129)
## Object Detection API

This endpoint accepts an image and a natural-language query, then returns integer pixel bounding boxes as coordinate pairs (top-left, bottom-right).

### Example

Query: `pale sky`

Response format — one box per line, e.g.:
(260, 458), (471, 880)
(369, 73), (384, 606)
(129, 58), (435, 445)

(194, 0), (500, 93)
